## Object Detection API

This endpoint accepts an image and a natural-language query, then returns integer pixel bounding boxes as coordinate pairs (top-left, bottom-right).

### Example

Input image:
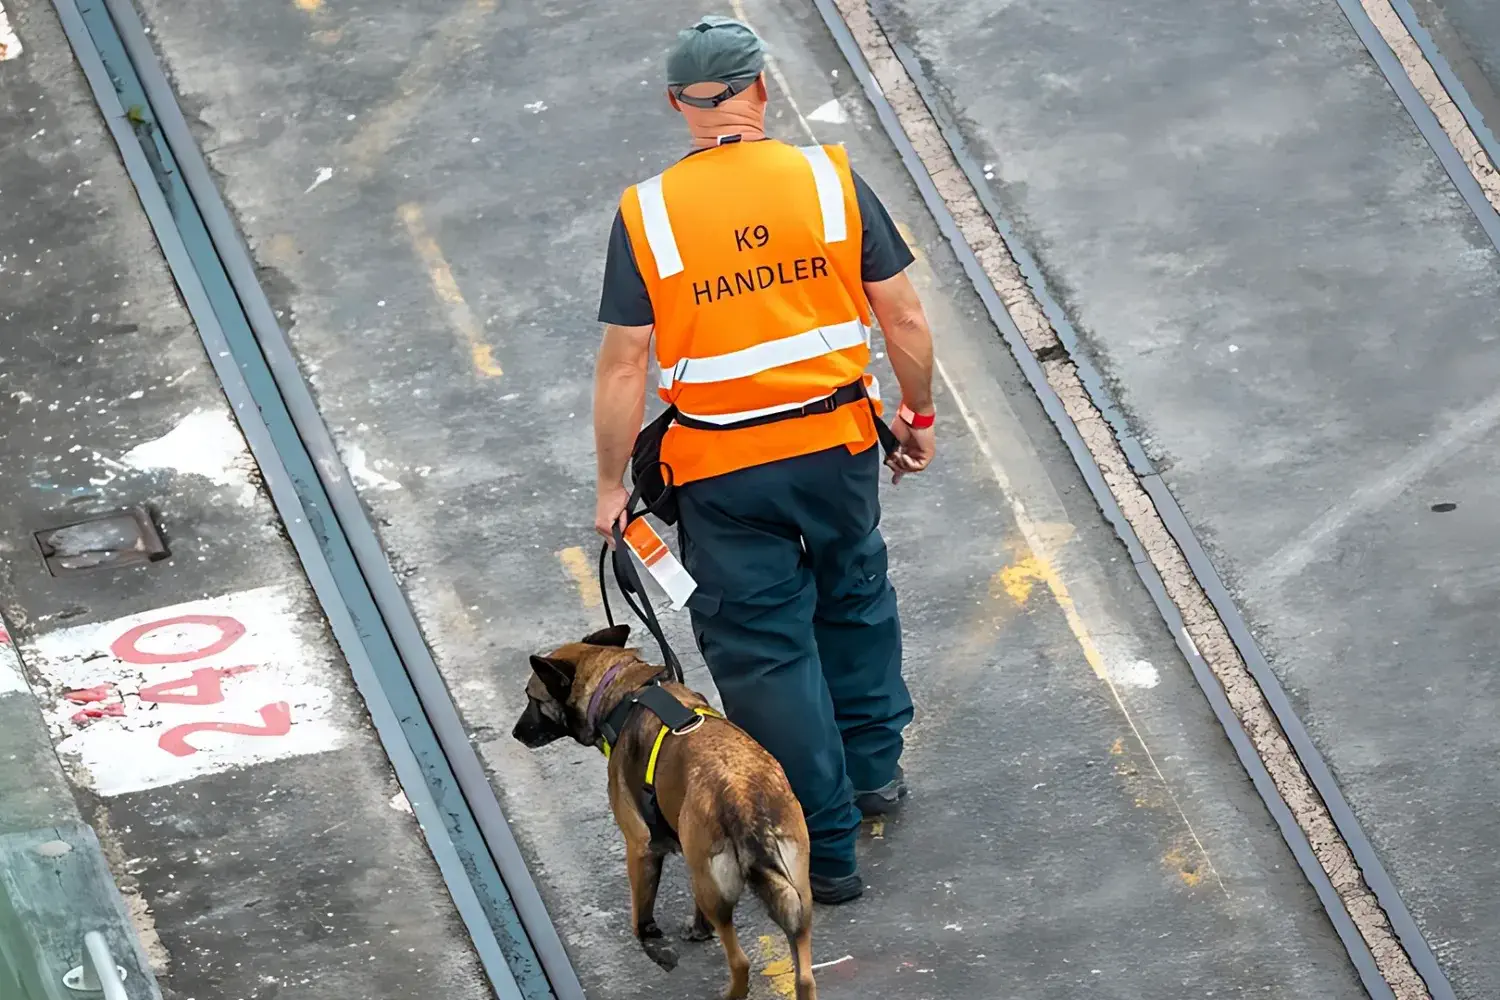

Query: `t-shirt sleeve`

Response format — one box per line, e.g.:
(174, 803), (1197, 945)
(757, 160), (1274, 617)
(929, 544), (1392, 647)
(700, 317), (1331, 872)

(852, 169), (916, 283)
(597, 208), (655, 327)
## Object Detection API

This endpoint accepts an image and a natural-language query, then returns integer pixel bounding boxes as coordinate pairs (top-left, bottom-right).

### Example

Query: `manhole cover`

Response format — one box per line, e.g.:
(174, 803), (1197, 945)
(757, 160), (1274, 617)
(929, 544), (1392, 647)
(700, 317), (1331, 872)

(34, 507), (168, 576)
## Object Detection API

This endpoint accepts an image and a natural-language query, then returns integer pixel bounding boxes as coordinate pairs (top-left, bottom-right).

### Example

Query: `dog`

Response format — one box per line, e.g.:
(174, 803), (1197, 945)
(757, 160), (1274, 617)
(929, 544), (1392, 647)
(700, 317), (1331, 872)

(513, 624), (817, 1000)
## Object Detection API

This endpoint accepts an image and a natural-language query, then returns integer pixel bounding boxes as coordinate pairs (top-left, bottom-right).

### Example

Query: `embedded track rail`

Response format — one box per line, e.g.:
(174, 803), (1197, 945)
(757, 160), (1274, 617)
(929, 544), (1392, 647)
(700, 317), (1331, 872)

(50, 1), (583, 997)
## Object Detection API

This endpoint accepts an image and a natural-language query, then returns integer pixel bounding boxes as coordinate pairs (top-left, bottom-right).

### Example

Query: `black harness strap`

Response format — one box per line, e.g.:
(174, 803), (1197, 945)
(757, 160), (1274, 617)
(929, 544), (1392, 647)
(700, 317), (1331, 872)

(597, 680), (711, 845)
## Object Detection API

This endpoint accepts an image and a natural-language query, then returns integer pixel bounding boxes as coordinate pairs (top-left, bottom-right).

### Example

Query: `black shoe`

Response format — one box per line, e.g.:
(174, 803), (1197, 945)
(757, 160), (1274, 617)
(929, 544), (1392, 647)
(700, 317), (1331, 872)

(855, 767), (908, 818)
(809, 870), (864, 905)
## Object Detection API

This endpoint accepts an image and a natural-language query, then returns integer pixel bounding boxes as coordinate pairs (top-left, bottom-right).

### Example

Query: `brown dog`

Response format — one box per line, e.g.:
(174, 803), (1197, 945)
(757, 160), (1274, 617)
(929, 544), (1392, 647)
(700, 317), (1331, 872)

(513, 625), (816, 1000)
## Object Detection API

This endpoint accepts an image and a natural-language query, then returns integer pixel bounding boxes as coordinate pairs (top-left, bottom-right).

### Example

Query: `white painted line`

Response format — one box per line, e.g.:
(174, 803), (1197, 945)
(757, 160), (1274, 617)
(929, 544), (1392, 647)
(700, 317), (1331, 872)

(811, 955), (852, 971)
(0, 627), (29, 695)
(26, 586), (347, 795)
(0, 2), (21, 62)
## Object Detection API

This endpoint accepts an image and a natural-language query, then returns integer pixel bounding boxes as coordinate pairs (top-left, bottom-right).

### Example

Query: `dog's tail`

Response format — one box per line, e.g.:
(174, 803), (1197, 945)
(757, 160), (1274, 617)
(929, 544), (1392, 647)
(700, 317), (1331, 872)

(743, 829), (812, 938)
(744, 829), (817, 999)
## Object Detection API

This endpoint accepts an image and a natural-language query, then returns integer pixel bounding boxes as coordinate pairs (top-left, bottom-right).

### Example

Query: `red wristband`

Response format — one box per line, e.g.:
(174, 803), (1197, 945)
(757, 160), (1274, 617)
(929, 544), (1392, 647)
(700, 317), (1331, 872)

(898, 403), (935, 429)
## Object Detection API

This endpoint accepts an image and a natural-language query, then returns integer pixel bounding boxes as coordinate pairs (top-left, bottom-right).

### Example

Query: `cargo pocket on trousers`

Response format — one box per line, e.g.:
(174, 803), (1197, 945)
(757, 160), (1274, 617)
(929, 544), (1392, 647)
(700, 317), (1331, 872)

(686, 587), (721, 658)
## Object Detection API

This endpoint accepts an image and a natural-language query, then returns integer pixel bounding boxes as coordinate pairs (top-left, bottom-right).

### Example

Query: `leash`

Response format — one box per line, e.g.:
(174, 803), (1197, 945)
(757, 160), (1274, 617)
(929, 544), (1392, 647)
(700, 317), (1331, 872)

(598, 469), (686, 684)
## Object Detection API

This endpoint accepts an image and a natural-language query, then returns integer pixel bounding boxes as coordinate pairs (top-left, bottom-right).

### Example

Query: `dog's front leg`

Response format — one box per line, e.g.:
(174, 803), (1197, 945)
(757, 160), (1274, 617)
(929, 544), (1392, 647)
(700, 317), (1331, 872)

(626, 836), (677, 970)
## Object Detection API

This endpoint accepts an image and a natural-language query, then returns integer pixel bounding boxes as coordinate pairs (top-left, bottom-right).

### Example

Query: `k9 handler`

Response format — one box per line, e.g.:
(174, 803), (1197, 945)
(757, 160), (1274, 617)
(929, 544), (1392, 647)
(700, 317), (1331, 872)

(593, 15), (937, 904)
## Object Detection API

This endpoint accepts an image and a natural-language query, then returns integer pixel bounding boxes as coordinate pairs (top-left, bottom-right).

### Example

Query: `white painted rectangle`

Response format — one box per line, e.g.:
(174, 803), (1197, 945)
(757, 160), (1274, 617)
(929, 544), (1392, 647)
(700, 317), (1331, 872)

(0, 626), (29, 695)
(0, 2), (21, 61)
(26, 586), (347, 796)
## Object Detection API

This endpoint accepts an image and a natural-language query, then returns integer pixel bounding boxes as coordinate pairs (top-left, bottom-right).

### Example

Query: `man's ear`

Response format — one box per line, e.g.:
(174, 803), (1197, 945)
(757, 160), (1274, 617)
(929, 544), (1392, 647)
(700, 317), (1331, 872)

(755, 74), (768, 103)
(529, 655), (575, 695)
(666, 89), (681, 112)
(581, 624), (631, 648)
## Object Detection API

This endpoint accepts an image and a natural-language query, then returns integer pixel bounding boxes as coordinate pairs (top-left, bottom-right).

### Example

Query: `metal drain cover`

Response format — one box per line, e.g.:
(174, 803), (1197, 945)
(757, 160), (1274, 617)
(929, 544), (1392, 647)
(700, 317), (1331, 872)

(34, 507), (169, 576)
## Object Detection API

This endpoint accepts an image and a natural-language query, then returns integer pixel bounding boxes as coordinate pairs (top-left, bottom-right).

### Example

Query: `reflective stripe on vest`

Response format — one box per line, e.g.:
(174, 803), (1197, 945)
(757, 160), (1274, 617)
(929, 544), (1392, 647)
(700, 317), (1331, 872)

(633, 144), (845, 282)
(797, 145), (848, 244)
(634, 174), (683, 279)
(658, 317), (869, 390)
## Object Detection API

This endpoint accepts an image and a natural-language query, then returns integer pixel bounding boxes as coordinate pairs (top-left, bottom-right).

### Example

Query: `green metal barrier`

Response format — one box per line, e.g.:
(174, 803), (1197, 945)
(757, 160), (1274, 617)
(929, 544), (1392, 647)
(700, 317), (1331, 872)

(0, 823), (157, 1000)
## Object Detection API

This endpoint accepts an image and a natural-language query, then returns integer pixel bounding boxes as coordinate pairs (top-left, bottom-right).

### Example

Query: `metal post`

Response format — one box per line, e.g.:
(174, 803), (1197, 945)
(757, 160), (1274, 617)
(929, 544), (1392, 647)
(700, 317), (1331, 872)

(62, 932), (127, 999)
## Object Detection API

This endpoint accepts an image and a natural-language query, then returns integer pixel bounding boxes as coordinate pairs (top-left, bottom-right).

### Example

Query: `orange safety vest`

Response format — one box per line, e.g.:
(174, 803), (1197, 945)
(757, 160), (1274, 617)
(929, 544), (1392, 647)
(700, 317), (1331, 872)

(617, 139), (882, 485)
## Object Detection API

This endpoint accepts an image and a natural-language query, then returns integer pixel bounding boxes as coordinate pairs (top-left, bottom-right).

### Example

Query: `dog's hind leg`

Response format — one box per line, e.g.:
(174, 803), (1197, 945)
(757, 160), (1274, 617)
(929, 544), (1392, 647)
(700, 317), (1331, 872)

(689, 865), (750, 999)
(789, 924), (817, 1000)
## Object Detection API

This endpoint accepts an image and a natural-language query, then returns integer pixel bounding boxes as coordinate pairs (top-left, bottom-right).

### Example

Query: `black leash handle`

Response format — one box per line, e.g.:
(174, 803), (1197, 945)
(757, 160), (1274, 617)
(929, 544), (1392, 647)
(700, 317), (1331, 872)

(598, 471), (685, 684)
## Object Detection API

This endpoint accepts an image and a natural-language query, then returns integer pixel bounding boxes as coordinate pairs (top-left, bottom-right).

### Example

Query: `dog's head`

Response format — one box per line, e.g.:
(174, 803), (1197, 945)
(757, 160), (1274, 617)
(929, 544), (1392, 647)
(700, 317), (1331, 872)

(512, 624), (635, 749)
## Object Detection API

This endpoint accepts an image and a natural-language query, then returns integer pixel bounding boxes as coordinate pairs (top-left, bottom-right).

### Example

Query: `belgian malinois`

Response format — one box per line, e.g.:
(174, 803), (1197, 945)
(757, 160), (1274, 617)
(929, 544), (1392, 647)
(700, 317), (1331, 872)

(513, 625), (816, 1000)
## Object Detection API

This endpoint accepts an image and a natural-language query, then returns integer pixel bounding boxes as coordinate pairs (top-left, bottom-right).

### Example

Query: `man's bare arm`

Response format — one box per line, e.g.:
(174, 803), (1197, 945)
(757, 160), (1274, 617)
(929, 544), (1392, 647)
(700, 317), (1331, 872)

(593, 322), (653, 538)
(864, 271), (934, 414)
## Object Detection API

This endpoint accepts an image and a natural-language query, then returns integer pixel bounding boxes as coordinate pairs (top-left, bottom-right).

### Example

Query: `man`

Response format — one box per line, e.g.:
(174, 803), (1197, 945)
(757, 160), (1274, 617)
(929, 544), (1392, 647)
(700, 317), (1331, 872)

(592, 15), (937, 904)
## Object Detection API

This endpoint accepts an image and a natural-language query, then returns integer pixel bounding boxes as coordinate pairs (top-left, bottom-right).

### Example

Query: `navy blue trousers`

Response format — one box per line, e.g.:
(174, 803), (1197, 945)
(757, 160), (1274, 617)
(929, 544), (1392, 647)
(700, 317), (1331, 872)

(678, 443), (911, 877)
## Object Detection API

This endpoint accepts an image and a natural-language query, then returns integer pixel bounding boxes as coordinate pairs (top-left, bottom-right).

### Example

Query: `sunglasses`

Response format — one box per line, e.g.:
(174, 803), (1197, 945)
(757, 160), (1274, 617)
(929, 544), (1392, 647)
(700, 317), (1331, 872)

(668, 77), (759, 110)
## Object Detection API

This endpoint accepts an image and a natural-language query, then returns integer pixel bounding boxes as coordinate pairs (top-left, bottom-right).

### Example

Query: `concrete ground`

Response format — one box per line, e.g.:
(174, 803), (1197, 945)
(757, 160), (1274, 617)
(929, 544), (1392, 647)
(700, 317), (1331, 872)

(875, 0), (1500, 993)
(0, 3), (492, 998)
(117, 0), (1378, 995)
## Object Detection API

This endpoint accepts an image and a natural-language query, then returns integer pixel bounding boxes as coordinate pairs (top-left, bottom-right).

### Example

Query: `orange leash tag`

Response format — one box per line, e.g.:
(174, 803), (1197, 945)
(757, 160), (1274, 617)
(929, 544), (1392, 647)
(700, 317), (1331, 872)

(623, 519), (697, 610)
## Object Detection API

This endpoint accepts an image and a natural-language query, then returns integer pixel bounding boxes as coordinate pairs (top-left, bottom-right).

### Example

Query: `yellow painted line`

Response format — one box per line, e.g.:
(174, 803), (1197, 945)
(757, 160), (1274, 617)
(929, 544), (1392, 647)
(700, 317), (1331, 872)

(996, 555), (1045, 606)
(1164, 842), (1205, 888)
(940, 359), (1225, 896)
(344, 0), (497, 173)
(758, 935), (797, 997)
(398, 203), (503, 378)
(556, 547), (601, 609)
(293, 0), (321, 10)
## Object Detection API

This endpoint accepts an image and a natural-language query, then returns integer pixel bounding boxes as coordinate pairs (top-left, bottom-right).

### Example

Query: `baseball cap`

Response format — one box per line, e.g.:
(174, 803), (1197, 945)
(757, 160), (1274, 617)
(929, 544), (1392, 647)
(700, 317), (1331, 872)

(666, 15), (766, 108)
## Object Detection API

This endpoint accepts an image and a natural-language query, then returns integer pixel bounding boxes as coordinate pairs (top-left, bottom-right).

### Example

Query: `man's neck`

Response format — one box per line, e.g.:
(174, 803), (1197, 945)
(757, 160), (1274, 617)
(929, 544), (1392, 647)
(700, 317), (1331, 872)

(686, 122), (766, 149)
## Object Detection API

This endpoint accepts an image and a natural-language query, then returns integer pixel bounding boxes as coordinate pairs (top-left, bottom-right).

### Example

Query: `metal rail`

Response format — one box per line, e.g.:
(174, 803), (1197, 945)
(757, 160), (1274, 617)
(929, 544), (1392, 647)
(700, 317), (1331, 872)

(50, 1), (582, 997)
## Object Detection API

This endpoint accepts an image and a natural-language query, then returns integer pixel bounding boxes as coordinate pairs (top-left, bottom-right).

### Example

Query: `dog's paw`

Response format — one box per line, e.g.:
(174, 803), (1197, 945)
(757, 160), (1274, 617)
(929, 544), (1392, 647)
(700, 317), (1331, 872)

(637, 919), (664, 940)
(640, 937), (679, 971)
(682, 910), (715, 942)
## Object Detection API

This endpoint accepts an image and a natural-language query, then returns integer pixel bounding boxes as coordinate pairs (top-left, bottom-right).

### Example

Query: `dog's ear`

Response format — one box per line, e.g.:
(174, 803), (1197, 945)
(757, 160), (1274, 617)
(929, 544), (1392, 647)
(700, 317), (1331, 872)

(529, 655), (576, 696)
(581, 624), (631, 648)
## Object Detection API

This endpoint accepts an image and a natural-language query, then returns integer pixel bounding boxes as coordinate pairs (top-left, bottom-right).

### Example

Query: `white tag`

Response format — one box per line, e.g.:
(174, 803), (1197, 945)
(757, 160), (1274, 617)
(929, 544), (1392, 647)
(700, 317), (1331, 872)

(623, 519), (697, 610)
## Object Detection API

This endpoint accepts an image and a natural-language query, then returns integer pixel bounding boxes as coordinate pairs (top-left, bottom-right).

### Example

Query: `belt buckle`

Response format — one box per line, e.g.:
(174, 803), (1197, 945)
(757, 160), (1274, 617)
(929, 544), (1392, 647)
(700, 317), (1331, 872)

(803, 395), (837, 418)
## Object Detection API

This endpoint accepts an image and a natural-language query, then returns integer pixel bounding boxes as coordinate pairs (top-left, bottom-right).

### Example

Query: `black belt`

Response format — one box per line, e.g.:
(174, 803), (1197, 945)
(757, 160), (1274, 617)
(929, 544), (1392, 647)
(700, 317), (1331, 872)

(674, 379), (902, 455)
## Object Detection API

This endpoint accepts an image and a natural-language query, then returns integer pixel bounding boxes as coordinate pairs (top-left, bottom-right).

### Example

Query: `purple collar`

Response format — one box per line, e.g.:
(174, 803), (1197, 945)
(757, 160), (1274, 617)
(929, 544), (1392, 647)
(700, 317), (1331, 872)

(586, 661), (630, 734)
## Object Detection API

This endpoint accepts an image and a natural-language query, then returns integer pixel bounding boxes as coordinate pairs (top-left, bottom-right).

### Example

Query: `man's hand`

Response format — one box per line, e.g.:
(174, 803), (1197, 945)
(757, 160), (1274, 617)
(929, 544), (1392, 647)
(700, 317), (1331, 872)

(595, 483), (631, 547)
(864, 272), (936, 483)
(886, 417), (935, 484)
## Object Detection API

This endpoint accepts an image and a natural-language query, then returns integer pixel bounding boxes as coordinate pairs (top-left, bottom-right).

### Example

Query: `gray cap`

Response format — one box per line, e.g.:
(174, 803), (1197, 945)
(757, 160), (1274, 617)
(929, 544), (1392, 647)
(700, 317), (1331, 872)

(666, 15), (765, 105)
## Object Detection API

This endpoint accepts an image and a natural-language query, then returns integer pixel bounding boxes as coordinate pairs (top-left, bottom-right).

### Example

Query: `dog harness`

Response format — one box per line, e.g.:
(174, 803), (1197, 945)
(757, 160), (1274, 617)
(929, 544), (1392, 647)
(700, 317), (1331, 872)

(597, 679), (722, 845)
